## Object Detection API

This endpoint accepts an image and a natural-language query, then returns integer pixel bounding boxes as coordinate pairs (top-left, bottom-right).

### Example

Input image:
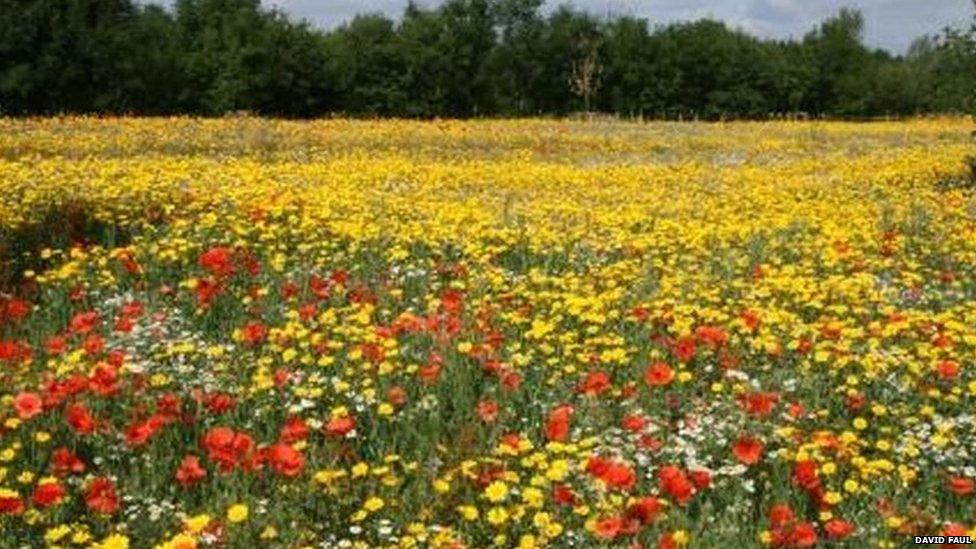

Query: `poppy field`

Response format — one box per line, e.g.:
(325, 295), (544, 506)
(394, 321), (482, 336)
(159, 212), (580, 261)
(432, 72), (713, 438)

(1, 117), (976, 548)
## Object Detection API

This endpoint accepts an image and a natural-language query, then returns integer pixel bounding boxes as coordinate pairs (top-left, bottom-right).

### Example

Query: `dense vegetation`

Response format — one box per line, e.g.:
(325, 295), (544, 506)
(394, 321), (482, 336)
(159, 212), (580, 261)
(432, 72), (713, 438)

(1, 0), (975, 118)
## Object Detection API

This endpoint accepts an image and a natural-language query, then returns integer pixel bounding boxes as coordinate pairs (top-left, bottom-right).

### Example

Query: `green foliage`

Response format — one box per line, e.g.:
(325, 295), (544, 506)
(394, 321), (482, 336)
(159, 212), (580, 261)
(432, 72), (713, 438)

(1, 0), (975, 118)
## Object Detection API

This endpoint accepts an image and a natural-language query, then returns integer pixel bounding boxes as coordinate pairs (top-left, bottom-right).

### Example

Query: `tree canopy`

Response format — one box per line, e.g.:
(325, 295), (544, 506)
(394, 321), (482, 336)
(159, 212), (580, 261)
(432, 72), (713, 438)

(1, 0), (974, 118)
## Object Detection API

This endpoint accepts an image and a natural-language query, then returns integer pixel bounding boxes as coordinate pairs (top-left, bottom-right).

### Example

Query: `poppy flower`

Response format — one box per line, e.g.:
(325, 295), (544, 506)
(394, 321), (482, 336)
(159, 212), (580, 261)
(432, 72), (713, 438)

(824, 519), (855, 539)
(88, 363), (119, 396)
(279, 416), (310, 444)
(732, 435), (764, 465)
(387, 386), (407, 406)
(768, 503), (794, 529)
(241, 321), (267, 345)
(199, 246), (235, 277)
(578, 370), (611, 395)
(792, 460), (820, 491)
(695, 325), (728, 348)
(4, 299), (30, 320)
(84, 477), (119, 515)
(937, 360), (959, 380)
(545, 405), (574, 442)
(788, 522), (817, 547)
(13, 392), (42, 420)
(689, 468), (711, 489)
(947, 476), (974, 496)
(622, 413), (646, 432)
(673, 335), (696, 362)
(627, 496), (663, 525)
(552, 484), (577, 506)
(266, 443), (305, 477)
(644, 362), (674, 387)
(594, 516), (623, 539)
(69, 311), (100, 334)
(658, 465), (695, 505)
(65, 403), (96, 435)
(325, 415), (356, 438)
(51, 447), (85, 476)
(739, 391), (779, 417)
(0, 493), (24, 515)
(32, 481), (66, 508)
(476, 399), (499, 423)
(175, 455), (207, 488)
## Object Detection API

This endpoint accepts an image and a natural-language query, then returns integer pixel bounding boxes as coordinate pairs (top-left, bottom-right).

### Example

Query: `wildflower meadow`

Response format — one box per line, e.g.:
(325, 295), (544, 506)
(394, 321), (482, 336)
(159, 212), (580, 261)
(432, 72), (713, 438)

(0, 117), (974, 548)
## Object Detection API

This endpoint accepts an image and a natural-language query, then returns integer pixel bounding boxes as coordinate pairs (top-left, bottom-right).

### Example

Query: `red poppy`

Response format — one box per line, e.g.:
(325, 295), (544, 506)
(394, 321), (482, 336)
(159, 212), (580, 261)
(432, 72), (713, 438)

(84, 477), (119, 515)
(418, 362), (441, 385)
(788, 522), (817, 547)
(948, 476), (974, 496)
(739, 391), (779, 417)
(51, 447), (85, 476)
(673, 335), (696, 362)
(279, 416), (310, 444)
(732, 436), (764, 465)
(387, 386), (407, 407)
(45, 336), (67, 356)
(500, 369), (522, 391)
(0, 493), (24, 515)
(658, 465), (695, 505)
(937, 360), (960, 380)
(689, 468), (711, 489)
(32, 481), (66, 508)
(644, 362), (674, 387)
(83, 334), (105, 356)
(125, 415), (168, 447)
(241, 321), (267, 345)
(552, 484), (577, 506)
(88, 363), (119, 396)
(695, 325), (728, 348)
(204, 392), (235, 414)
(69, 311), (100, 334)
(545, 405), (573, 442)
(199, 246), (235, 277)
(325, 415), (356, 438)
(202, 427), (254, 472)
(66, 403), (96, 435)
(791, 459), (820, 491)
(622, 413), (646, 432)
(824, 519), (855, 539)
(587, 456), (637, 491)
(740, 309), (761, 331)
(175, 455), (207, 488)
(266, 443), (305, 477)
(13, 392), (42, 420)
(594, 516), (623, 539)
(579, 370), (611, 395)
(5, 299), (30, 320)
(627, 496), (663, 525)
(768, 503), (794, 529)
(476, 399), (499, 423)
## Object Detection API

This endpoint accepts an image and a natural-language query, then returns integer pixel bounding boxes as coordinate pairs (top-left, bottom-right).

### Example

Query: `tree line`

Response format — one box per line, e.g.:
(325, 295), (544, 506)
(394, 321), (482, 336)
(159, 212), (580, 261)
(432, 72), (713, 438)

(1, 0), (974, 118)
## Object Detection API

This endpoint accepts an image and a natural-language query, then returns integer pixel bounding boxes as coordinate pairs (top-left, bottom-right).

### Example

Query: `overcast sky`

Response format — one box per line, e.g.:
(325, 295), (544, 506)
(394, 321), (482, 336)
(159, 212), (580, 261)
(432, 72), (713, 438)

(168, 1), (975, 53)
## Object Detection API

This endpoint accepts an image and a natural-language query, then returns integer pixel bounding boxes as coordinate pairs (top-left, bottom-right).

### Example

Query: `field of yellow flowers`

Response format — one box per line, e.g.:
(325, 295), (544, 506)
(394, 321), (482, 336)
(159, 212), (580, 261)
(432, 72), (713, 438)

(0, 117), (974, 548)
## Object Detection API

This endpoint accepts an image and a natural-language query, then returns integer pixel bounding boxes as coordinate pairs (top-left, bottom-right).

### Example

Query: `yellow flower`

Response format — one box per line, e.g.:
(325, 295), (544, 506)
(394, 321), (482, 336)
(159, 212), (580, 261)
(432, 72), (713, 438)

(363, 496), (385, 512)
(457, 505), (479, 521)
(184, 514), (212, 534)
(95, 534), (130, 549)
(484, 480), (509, 503)
(227, 503), (249, 523)
(487, 506), (509, 526)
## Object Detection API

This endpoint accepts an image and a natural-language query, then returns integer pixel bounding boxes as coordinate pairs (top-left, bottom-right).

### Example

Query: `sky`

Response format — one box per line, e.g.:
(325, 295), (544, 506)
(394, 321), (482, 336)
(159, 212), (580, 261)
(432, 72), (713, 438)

(245, 0), (972, 53)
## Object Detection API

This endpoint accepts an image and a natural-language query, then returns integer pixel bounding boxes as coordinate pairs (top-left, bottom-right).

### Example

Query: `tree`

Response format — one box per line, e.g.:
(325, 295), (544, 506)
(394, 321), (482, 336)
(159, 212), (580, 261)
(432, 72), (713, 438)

(569, 35), (601, 113)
